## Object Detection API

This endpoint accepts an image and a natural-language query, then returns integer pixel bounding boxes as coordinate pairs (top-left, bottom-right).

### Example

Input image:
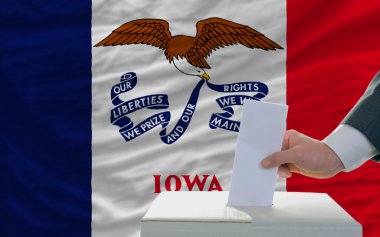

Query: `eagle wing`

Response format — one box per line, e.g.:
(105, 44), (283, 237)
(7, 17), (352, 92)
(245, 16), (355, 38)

(94, 19), (172, 49)
(187, 17), (283, 69)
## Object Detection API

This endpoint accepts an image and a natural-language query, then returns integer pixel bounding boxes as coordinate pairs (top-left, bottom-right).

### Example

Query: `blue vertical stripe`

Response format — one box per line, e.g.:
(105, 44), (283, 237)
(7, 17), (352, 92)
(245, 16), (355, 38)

(0, 1), (92, 237)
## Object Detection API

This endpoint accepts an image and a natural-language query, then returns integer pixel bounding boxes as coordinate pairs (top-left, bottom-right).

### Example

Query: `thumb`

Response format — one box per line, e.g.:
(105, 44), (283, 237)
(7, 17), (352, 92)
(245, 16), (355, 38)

(261, 149), (297, 169)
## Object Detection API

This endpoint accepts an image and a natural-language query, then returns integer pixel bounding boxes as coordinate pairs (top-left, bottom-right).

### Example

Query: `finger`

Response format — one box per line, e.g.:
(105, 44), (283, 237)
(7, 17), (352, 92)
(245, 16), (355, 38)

(287, 164), (321, 178)
(261, 149), (297, 168)
(281, 131), (291, 150)
(278, 165), (292, 178)
(287, 164), (335, 179)
(287, 163), (303, 174)
(281, 129), (299, 150)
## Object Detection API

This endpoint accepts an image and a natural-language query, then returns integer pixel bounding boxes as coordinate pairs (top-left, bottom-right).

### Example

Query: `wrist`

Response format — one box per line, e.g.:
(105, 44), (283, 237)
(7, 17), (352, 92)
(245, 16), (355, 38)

(322, 142), (344, 175)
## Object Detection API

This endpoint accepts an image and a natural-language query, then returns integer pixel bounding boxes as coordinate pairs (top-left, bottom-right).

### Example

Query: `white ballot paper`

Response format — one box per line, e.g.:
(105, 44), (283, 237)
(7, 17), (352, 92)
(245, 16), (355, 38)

(228, 100), (288, 207)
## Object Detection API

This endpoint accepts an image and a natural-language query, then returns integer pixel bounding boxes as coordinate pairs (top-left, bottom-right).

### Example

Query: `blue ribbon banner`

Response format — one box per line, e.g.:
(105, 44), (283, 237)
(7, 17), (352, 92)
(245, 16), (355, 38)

(110, 72), (268, 144)
(206, 81), (268, 132)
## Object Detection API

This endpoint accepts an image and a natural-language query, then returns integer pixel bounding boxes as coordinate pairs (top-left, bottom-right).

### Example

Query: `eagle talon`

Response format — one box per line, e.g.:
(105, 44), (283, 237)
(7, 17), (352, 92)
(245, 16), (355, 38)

(199, 73), (210, 80)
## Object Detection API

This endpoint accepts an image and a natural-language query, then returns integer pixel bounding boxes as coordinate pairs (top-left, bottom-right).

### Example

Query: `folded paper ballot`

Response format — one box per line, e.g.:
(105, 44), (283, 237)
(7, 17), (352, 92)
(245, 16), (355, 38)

(141, 192), (362, 237)
(228, 100), (288, 206)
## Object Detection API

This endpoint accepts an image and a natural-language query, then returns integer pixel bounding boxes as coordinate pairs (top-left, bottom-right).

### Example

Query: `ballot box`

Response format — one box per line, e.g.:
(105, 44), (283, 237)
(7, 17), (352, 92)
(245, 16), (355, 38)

(141, 191), (361, 237)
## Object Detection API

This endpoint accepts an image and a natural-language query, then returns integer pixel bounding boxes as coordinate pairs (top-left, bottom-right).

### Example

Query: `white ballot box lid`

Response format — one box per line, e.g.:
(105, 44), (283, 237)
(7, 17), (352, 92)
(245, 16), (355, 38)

(141, 191), (362, 237)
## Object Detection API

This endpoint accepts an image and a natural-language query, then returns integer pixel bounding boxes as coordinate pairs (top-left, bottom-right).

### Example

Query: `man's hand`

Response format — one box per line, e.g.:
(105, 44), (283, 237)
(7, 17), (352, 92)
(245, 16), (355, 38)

(261, 130), (345, 179)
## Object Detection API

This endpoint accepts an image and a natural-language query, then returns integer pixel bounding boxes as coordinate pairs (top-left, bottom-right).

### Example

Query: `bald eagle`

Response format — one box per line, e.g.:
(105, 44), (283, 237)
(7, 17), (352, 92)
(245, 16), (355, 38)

(95, 17), (282, 80)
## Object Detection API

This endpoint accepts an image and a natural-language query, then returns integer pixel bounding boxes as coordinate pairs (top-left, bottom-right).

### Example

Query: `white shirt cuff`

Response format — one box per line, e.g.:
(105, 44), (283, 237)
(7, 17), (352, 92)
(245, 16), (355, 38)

(322, 124), (379, 172)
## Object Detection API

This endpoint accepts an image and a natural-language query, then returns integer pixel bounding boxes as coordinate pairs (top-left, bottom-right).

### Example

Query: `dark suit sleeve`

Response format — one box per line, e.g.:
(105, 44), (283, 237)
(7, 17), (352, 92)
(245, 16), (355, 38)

(342, 71), (380, 162)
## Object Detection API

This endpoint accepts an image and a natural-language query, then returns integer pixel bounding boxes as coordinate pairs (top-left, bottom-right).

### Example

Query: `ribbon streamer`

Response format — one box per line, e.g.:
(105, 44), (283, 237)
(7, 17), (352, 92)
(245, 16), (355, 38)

(110, 72), (268, 144)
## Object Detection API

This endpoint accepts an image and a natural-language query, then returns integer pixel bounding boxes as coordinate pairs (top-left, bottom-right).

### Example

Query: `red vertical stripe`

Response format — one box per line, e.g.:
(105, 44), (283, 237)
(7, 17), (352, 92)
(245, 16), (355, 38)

(287, 0), (380, 236)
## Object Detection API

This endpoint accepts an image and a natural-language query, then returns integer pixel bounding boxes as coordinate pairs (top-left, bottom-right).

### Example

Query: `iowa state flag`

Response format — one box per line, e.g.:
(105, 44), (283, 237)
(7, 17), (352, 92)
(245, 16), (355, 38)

(2, 0), (380, 237)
